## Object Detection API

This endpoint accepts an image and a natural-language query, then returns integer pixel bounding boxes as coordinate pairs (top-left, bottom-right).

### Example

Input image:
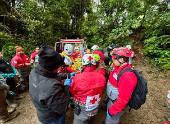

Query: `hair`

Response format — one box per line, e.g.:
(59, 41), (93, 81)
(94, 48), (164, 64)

(85, 63), (93, 67)
(117, 56), (129, 63)
(122, 57), (129, 63)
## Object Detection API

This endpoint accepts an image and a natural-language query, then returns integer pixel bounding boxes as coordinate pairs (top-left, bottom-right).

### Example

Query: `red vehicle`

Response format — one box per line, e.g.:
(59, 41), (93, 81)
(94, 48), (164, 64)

(55, 39), (87, 57)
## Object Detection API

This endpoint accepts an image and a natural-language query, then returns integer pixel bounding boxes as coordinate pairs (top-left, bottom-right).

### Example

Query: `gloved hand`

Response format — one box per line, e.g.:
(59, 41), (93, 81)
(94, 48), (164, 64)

(64, 79), (72, 86)
(107, 110), (112, 118)
(70, 72), (77, 77)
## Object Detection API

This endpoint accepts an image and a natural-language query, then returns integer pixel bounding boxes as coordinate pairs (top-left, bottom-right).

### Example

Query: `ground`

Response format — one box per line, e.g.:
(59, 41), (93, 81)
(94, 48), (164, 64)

(6, 35), (170, 124)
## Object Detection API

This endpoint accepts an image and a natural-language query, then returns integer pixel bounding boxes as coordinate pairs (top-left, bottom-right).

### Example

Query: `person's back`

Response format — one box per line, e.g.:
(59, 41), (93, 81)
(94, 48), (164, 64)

(30, 64), (70, 123)
(70, 54), (106, 124)
(29, 46), (70, 124)
(70, 66), (106, 102)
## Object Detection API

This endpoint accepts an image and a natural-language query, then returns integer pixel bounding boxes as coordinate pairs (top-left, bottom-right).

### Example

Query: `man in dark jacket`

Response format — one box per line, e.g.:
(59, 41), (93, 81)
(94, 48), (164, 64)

(29, 45), (71, 124)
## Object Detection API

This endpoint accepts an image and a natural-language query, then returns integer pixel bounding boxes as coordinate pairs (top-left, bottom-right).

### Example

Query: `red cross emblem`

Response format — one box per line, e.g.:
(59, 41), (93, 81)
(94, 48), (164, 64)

(88, 56), (93, 61)
(90, 97), (97, 104)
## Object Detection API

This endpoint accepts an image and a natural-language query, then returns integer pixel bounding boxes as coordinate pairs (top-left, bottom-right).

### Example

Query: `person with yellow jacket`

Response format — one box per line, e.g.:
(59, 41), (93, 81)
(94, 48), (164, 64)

(61, 44), (74, 62)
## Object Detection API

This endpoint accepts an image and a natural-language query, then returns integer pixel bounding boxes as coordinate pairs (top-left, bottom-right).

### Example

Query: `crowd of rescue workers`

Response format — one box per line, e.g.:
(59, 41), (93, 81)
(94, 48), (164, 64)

(0, 44), (170, 124)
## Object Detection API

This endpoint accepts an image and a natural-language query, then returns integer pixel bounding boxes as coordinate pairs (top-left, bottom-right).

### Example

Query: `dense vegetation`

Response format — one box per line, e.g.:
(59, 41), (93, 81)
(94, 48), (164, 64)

(0, 0), (170, 70)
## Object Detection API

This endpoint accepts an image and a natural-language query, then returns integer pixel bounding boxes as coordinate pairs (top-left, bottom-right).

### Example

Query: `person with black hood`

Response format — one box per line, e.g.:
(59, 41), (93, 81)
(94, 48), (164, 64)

(29, 45), (73, 124)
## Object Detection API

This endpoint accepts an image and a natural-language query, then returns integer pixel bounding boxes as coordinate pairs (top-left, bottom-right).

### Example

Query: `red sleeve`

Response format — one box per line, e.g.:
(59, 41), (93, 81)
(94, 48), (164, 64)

(66, 67), (77, 73)
(109, 72), (137, 115)
(24, 55), (30, 64)
(11, 58), (21, 69)
(31, 53), (35, 59)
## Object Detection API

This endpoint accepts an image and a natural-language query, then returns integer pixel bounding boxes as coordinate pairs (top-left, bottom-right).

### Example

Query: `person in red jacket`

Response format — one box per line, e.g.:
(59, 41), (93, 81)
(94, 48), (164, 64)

(105, 47), (137, 124)
(58, 56), (77, 84)
(72, 47), (82, 61)
(11, 46), (31, 90)
(70, 54), (106, 124)
(93, 54), (105, 76)
(30, 47), (40, 66)
(91, 45), (105, 65)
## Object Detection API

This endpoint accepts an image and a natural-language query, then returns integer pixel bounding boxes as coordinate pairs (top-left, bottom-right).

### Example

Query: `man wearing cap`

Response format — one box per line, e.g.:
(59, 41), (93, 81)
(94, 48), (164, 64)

(29, 45), (72, 124)
(11, 46), (31, 90)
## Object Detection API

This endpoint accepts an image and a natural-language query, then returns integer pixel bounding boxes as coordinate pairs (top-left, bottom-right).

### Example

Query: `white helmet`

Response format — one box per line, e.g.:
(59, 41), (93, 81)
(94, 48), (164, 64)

(91, 45), (99, 51)
(64, 44), (73, 55)
(126, 45), (131, 50)
(82, 54), (95, 65)
(64, 56), (72, 65)
(74, 47), (79, 51)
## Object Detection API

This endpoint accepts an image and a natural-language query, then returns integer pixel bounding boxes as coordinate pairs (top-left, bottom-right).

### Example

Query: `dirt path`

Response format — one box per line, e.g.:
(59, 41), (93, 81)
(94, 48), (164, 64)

(6, 35), (170, 124)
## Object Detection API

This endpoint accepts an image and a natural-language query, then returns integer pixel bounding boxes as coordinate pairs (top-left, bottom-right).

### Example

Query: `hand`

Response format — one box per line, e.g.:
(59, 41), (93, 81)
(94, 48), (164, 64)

(64, 79), (72, 86)
(70, 72), (77, 77)
(107, 110), (112, 118)
(26, 63), (31, 66)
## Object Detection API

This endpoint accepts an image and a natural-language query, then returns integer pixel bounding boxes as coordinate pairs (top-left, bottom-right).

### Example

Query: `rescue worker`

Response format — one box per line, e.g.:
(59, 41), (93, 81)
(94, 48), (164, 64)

(29, 45), (73, 124)
(30, 47), (40, 66)
(59, 56), (77, 84)
(0, 74), (20, 123)
(72, 47), (82, 61)
(93, 54), (105, 76)
(70, 54), (106, 124)
(91, 45), (105, 65)
(59, 56), (77, 74)
(61, 44), (74, 62)
(105, 47), (137, 124)
(0, 51), (18, 108)
(11, 46), (31, 90)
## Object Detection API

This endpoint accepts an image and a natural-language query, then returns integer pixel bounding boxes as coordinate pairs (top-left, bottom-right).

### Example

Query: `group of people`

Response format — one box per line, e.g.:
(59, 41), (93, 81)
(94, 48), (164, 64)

(28, 44), (139, 124)
(0, 46), (40, 123)
(0, 43), (169, 124)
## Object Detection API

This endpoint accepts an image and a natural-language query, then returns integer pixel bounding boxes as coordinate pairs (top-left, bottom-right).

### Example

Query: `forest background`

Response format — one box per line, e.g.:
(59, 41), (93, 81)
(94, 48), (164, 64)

(0, 0), (170, 70)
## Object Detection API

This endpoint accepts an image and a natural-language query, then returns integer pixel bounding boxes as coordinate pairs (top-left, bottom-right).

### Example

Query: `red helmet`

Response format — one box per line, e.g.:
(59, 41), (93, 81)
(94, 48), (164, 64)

(112, 47), (132, 59)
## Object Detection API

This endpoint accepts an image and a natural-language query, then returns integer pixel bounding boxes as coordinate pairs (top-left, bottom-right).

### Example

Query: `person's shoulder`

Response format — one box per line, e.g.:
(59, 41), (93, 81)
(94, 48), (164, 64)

(31, 52), (35, 55)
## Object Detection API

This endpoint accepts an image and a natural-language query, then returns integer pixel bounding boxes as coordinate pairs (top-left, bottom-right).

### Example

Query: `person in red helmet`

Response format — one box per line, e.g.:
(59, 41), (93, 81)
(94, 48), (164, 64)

(91, 45), (105, 65)
(70, 54), (106, 124)
(105, 47), (137, 124)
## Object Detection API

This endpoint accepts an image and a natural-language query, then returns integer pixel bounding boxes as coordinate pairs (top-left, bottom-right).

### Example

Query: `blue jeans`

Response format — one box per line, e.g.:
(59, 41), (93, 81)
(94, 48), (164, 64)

(41, 114), (65, 124)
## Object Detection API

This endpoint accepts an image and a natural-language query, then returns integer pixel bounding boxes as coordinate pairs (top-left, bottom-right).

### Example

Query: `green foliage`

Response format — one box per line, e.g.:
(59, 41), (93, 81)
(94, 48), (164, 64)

(1, 0), (170, 71)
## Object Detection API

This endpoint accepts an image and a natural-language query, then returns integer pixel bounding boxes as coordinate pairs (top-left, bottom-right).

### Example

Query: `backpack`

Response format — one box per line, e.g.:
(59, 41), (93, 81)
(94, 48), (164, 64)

(0, 60), (14, 73)
(117, 68), (148, 110)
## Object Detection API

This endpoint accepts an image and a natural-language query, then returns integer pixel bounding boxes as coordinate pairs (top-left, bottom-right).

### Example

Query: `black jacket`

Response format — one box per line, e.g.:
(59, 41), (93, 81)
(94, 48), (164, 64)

(29, 63), (70, 123)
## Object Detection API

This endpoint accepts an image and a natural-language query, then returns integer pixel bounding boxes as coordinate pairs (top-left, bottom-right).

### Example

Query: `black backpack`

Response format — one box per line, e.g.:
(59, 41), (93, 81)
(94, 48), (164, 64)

(0, 60), (14, 73)
(117, 68), (148, 110)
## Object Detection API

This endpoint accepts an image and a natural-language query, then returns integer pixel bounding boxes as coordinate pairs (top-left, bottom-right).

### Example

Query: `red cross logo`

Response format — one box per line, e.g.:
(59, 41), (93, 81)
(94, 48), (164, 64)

(90, 97), (97, 104)
(88, 56), (93, 61)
